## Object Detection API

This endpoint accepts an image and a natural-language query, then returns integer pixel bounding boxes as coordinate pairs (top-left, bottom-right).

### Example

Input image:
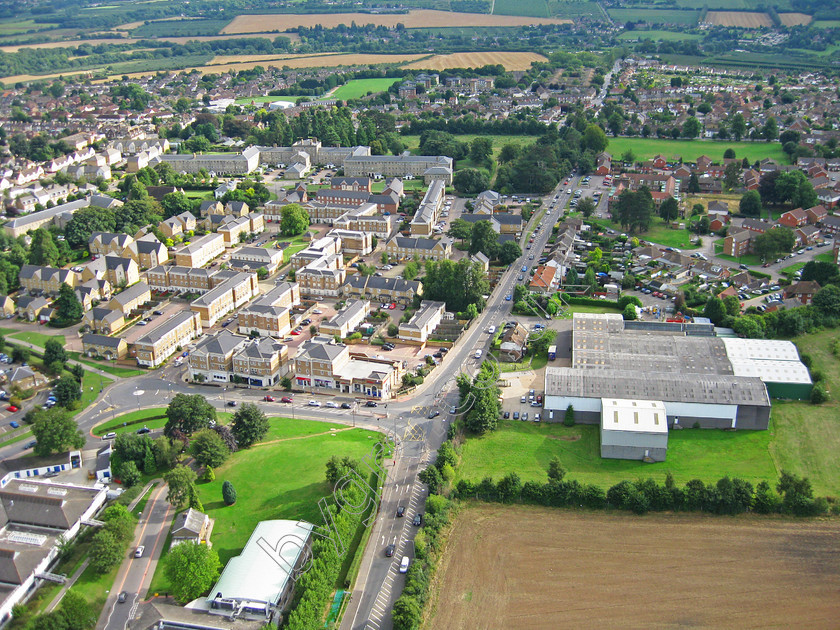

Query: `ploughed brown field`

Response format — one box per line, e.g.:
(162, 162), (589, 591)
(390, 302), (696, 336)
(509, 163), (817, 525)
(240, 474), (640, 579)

(706, 11), (772, 27)
(222, 10), (571, 34)
(427, 504), (840, 629)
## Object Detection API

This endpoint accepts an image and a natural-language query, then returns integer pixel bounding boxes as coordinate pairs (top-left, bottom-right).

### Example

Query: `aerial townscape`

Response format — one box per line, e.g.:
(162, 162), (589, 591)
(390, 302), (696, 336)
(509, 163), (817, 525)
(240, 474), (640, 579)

(0, 0), (837, 628)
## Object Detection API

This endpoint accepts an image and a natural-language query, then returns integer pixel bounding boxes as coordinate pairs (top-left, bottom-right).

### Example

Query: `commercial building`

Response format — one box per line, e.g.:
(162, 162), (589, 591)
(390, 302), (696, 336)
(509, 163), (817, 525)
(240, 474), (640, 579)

(207, 520), (313, 623)
(600, 398), (668, 462)
(293, 339), (402, 399)
(720, 337), (812, 399)
(134, 311), (202, 367)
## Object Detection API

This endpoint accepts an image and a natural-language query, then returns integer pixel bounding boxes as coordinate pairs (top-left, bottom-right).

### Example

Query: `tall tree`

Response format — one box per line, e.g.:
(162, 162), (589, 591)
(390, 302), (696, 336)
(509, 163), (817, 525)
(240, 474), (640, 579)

(279, 203), (310, 236)
(659, 197), (679, 222)
(469, 137), (492, 164)
(189, 429), (230, 468)
(164, 542), (221, 603)
(164, 465), (197, 509)
(31, 407), (85, 456)
(453, 168), (489, 195)
(29, 229), (60, 266)
(468, 219), (499, 258)
(230, 403), (269, 448)
(739, 190), (762, 217)
(54, 375), (82, 407)
(43, 338), (67, 367)
(88, 530), (123, 575)
(54, 282), (84, 325)
(165, 393), (216, 436)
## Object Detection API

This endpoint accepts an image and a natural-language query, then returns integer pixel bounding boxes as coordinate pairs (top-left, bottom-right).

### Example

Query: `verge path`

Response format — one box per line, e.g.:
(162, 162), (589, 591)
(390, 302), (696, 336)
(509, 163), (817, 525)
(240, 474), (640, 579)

(44, 559), (90, 613)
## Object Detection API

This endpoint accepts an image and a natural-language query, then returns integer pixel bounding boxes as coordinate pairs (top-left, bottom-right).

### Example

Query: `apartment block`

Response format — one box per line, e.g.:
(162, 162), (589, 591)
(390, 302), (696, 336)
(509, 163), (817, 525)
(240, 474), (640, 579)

(385, 236), (451, 262)
(134, 310), (202, 367)
(398, 300), (446, 343)
(190, 272), (259, 327)
(189, 330), (289, 387)
(296, 254), (346, 298)
(327, 229), (373, 256)
(343, 275), (422, 305)
(409, 180), (445, 236)
(174, 233), (225, 268)
(18, 265), (78, 294)
(107, 281), (151, 314)
(228, 246), (285, 275)
(291, 235), (341, 270)
(236, 283), (298, 338)
(320, 300), (371, 338)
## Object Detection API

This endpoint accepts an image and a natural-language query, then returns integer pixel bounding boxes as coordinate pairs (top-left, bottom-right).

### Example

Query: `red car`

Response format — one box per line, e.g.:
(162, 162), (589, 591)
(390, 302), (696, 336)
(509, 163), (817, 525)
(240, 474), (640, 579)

(389, 303), (396, 310)
(263, 395), (275, 402)
(290, 329), (301, 335)
(281, 396), (293, 403)
(6, 405), (18, 412)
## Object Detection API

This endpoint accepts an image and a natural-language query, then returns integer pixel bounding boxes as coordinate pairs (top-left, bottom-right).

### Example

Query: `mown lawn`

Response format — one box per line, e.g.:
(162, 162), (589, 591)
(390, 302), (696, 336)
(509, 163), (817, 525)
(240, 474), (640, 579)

(590, 216), (699, 249)
(67, 352), (145, 378)
(9, 330), (64, 348)
(607, 137), (787, 164)
(457, 419), (778, 490)
(330, 77), (400, 100)
(148, 420), (384, 595)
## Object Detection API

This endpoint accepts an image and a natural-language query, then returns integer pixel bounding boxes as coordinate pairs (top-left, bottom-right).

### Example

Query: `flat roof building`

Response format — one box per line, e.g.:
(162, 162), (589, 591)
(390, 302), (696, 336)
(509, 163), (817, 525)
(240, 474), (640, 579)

(600, 398), (668, 462)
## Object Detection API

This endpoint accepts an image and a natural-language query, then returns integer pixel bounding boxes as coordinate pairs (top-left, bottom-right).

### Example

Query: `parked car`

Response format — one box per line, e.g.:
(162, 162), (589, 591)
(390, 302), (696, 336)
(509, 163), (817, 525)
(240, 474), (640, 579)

(9, 421), (18, 428)
(136, 426), (151, 434)
(102, 432), (116, 440)
(263, 395), (275, 402)
(399, 555), (410, 573)
(513, 412), (520, 420)
(503, 411), (510, 419)
(280, 396), (293, 403)
(413, 513), (423, 526)
(365, 401), (378, 408)
(428, 410), (440, 419)
(25, 440), (36, 449)
(522, 412), (528, 421)
(341, 402), (352, 409)
(226, 400), (237, 407)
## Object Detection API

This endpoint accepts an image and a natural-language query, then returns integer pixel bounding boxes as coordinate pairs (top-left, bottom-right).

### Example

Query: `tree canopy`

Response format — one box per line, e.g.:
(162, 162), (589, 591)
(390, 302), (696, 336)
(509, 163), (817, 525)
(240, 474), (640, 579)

(164, 542), (221, 603)
(30, 407), (85, 456)
(230, 402), (269, 448)
(165, 393), (216, 436)
(280, 203), (310, 236)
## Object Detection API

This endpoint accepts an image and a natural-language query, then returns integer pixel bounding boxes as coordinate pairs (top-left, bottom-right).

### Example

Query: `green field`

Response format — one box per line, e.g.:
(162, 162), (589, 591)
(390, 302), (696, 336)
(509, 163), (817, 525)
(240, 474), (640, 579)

(234, 95), (292, 105)
(547, 0), (602, 17)
(458, 419), (777, 489)
(330, 78), (400, 101)
(618, 29), (703, 41)
(130, 18), (231, 38)
(493, 0), (550, 18)
(401, 134), (541, 160)
(9, 330), (64, 348)
(67, 352), (144, 378)
(0, 19), (56, 34)
(608, 8), (699, 24)
(814, 252), (834, 263)
(589, 216), (699, 250)
(607, 137), (787, 164)
(812, 20), (840, 28)
(149, 419), (383, 595)
(79, 371), (113, 411)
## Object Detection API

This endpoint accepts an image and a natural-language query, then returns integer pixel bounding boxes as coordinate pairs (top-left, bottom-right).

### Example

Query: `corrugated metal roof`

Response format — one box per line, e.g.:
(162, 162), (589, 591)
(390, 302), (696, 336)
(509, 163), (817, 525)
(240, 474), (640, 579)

(601, 398), (668, 434)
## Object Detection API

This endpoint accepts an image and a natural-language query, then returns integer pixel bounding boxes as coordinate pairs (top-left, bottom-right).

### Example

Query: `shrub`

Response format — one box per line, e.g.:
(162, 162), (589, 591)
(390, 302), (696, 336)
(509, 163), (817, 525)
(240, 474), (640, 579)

(810, 381), (829, 404)
(222, 480), (237, 505)
(563, 404), (575, 427)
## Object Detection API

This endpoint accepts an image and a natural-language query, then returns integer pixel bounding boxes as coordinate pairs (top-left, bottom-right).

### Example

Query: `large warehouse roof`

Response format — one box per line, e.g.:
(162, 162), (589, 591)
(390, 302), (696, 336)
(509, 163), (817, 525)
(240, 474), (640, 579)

(545, 367), (771, 407)
(729, 359), (812, 385)
(721, 338), (802, 362)
(601, 398), (667, 434)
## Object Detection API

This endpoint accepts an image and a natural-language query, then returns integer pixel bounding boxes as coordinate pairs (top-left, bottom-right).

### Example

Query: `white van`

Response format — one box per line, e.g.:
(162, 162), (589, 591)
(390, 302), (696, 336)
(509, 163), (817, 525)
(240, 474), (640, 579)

(399, 556), (410, 573)
(487, 326), (496, 334)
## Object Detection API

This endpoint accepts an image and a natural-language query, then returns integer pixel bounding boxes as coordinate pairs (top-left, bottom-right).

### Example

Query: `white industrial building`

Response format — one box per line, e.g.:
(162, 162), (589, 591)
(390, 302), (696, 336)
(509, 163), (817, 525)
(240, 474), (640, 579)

(600, 398), (668, 461)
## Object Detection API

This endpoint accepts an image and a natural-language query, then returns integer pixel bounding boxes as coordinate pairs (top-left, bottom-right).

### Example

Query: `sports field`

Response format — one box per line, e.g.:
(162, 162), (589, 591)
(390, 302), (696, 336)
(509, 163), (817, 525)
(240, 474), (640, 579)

(428, 504), (840, 629)
(222, 10), (571, 34)
(607, 137), (787, 163)
(331, 78), (400, 100)
(406, 51), (546, 71)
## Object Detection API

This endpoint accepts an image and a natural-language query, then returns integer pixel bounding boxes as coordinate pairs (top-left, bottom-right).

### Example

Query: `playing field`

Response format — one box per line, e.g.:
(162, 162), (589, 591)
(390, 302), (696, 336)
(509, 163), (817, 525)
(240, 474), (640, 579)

(331, 77), (399, 100)
(607, 137), (787, 163)
(428, 504), (840, 629)
(221, 10), (571, 34)
(405, 51), (546, 71)
(707, 10), (772, 27)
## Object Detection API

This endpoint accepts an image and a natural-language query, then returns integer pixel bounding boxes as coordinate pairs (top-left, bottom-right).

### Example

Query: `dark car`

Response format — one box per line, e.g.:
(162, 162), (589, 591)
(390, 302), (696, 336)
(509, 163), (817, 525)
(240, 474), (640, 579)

(428, 410), (440, 419)
(503, 411), (510, 419)
(396, 506), (405, 517)
(413, 513), (423, 526)
(385, 544), (396, 557)
(227, 400), (238, 407)
(136, 426), (150, 434)
(341, 402), (352, 409)
(365, 401), (378, 408)
(513, 412), (520, 420)
(117, 591), (128, 604)
(153, 310), (164, 316)
(25, 440), (37, 449)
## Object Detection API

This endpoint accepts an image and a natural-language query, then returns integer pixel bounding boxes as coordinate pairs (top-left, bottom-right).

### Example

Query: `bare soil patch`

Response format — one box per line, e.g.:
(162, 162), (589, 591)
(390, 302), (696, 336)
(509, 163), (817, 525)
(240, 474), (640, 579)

(428, 504), (840, 629)
(405, 51), (546, 71)
(706, 11), (772, 27)
(222, 10), (571, 34)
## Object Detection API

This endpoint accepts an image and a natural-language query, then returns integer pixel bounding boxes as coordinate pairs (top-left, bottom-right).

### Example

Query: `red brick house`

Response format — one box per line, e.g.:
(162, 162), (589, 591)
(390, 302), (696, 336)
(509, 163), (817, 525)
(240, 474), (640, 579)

(806, 204), (828, 224)
(784, 280), (821, 305)
(778, 208), (808, 228)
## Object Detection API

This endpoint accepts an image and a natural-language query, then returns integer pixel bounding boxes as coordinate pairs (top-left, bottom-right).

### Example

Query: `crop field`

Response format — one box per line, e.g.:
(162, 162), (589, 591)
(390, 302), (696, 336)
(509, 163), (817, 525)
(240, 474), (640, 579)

(617, 29), (703, 41)
(208, 52), (342, 66)
(130, 18), (232, 38)
(607, 8), (699, 24)
(405, 51), (546, 71)
(813, 20), (840, 27)
(606, 137), (787, 163)
(493, 0), (549, 18)
(706, 10), (773, 27)
(547, 0), (602, 18)
(330, 77), (400, 100)
(221, 10), (571, 34)
(200, 53), (425, 74)
(428, 504), (840, 630)
(778, 12), (812, 26)
(0, 19), (57, 34)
